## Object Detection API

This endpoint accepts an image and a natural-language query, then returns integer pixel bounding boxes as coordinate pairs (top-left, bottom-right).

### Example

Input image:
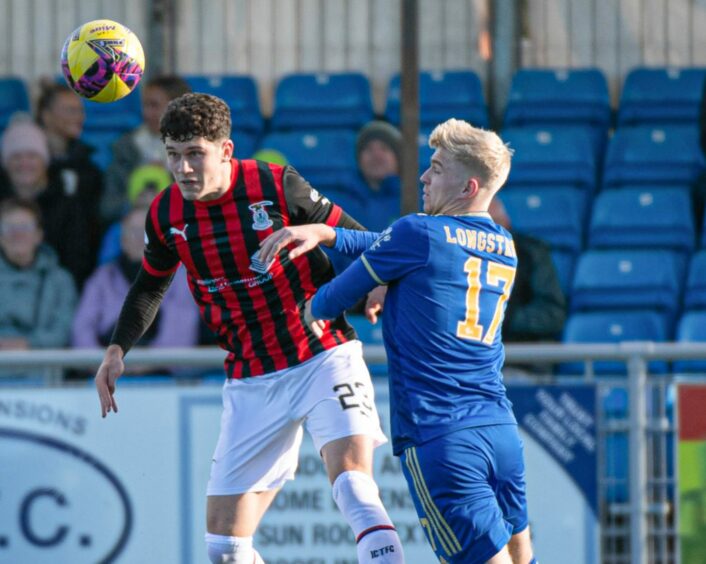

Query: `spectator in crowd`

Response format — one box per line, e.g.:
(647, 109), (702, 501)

(102, 75), (191, 223)
(72, 205), (199, 354)
(0, 116), (100, 287)
(35, 80), (104, 223)
(97, 164), (172, 265)
(353, 120), (402, 231)
(489, 198), (566, 342)
(0, 198), (76, 352)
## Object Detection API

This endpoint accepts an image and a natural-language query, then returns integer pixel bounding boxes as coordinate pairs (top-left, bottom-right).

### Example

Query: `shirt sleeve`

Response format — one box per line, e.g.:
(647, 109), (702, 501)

(142, 201), (181, 277)
(357, 215), (430, 285)
(109, 267), (174, 354)
(311, 216), (430, 320)
(332, 228), (382, 257)
(283, 167), (365, 230)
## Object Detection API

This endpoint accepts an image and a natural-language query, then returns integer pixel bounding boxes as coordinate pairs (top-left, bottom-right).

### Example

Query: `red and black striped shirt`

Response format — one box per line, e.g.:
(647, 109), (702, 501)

(142, 159), (358, 378)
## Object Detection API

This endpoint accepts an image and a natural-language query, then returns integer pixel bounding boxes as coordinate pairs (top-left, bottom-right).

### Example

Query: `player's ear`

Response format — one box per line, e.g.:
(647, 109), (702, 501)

(464, 177), (480, 198)
(221, 139), (234, 161)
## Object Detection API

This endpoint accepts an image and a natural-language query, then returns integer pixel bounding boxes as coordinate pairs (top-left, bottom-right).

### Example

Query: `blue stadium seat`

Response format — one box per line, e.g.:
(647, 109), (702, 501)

(385, 70), (489, 128)
(571, 250), (685, 320)
(561, 310), (670, 375)
(603, 125), (705, 189)
(674, 311), (706, 373)
(82, 88), (142, 134)
(0, 77), (30, 131)
(501, 188), (587, 255)
(684, 250), (706, 311)
(588, 188), (695, 254)
(259, 129), (357, 193)
(502, 127), (597, 192)
(618, 67), (706, 126)
(184, 74), (263, 135)
(504, 68), (611, 130)
(271, 72), (373, 131)
(232, 130), (258, 159)
(80, 130), (121, 170)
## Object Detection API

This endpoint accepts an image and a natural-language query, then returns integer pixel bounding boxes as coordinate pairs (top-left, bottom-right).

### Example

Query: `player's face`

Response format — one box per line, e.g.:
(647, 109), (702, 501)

(165, 136), (234, 201)
(419, 148), (471, 215)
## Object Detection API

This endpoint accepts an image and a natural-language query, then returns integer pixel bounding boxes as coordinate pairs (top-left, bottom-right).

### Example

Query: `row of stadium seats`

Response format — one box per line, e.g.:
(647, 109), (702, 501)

(3, 65), (703, 134)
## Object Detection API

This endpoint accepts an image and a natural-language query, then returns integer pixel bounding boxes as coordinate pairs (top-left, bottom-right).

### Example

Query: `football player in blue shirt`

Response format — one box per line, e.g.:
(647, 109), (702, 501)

(260, 119), (536, 564)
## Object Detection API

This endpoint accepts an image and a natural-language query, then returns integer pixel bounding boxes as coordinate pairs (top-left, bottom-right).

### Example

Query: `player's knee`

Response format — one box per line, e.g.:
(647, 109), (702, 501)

(205, 533), (263, 563)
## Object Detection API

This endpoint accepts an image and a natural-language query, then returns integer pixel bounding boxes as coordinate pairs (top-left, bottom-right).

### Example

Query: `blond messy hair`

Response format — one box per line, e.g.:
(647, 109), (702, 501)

(428, 118), (513, 192)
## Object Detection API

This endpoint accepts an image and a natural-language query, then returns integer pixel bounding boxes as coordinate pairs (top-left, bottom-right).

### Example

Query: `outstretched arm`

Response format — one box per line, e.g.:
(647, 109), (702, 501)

(259, 225), (382, 266)
(95, 267), (173, 417)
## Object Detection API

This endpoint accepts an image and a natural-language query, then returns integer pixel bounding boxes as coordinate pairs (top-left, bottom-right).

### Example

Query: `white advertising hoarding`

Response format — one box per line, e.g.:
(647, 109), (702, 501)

(0, 381), (597, 563)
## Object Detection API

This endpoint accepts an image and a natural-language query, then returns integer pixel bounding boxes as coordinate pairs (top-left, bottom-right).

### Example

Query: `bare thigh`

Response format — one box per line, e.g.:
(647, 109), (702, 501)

(206, 489), (280, 537)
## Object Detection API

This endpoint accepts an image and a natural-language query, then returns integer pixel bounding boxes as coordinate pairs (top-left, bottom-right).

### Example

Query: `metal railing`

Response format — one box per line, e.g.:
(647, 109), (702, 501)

(2, 341), (706, 564)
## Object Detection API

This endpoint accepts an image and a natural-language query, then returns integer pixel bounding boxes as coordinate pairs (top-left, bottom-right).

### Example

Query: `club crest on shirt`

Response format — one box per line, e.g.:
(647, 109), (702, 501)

(249, 201), (274, 231)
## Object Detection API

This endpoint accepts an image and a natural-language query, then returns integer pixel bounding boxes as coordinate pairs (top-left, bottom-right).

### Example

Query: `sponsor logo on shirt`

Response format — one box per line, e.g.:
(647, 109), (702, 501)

(369, 226), (393, 251)
(169, 224), (189, 241)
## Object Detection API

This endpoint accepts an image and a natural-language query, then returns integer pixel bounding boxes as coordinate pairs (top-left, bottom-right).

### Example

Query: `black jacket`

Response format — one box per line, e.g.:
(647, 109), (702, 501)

(503, 231), (567, 342)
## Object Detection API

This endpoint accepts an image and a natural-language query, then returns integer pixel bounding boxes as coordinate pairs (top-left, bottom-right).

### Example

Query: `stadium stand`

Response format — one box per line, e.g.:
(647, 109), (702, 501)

(587, 188), (695, 255)
(184, 74), (263, 136)
(259, 129), (357, 198)
(0, 77), (30, 131)
(617, 67), (706, 126)
(384, 70), (489, 128)
(684, 250), (706, 311)
(674, 311), (706, 373)
(81, 87), (143, 134)
(504, 68), (611, 131)
(502, 127), (597, 193)
(501, 187), (587, 255)
(561, 310), (670, 375)
(270, 72), (374, 131)
(570, 249), (685, 325)
(602, 125), (705, 189)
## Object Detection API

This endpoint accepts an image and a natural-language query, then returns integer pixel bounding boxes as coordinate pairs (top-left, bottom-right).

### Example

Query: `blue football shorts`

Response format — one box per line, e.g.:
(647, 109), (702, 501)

(399, 424), (528, 563)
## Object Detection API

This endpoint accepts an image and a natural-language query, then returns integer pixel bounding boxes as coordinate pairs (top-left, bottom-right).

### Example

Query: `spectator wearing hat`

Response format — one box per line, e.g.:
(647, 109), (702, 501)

(102, 75), (191, 223)
(0, 198), (76, 354)
(36, 81), (104, 228)
(353, 120), (402, 231)
(72, 206), (199, 366)
(0, 115), (100, 287)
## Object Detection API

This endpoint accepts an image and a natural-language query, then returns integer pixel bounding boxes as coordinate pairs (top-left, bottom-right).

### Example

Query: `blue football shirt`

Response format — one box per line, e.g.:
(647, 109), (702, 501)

(313, 213), (519, 454)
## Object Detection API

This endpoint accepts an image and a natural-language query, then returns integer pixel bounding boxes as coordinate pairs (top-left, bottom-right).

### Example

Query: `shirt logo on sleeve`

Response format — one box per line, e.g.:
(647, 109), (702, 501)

(169, 223), (189, 241)
(249, 201), (274, 231)
(369, 226), (393, 251)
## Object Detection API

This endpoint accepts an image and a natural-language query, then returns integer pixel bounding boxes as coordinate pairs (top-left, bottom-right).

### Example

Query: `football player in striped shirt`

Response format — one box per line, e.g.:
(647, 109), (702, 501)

(94, 93), (404, 563)
(261, 119), (536, 564)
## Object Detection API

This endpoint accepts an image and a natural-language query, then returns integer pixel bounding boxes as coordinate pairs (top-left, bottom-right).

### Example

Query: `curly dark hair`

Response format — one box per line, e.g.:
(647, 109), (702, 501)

(159, 93), (231, 142)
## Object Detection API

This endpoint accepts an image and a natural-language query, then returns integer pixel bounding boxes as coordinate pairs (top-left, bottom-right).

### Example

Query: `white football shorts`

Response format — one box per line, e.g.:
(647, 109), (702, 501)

(206, 340), (387, 495)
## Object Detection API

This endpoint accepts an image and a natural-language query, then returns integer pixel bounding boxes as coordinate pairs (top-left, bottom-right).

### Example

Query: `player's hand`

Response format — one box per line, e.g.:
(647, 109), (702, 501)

(259, 224), (336, 266)
(365, 286), (388, 324)
(95, 345), (125, 418)
(304, 299), (326, 339)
